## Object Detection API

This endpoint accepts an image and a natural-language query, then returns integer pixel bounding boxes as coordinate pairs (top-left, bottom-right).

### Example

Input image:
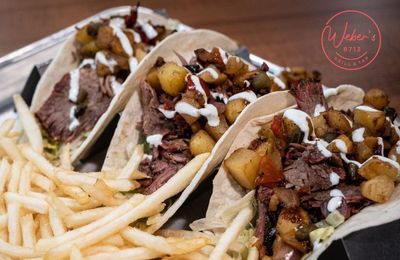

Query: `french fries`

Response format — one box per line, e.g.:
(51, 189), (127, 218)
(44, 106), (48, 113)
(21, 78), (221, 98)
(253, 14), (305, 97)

(0, 102), (213, 260)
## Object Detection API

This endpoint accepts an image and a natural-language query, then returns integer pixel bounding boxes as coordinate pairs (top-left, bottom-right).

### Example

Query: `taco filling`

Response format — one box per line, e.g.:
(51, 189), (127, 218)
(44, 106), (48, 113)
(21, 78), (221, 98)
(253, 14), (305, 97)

(136, 47), (287, 194)
(35, 6), (174, 150)
(223, 81), (399, 258)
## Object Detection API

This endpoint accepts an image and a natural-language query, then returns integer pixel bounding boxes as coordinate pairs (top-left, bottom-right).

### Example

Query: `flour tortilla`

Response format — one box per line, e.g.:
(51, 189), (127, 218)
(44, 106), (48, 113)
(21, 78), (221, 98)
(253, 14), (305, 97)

(30, 8), (171, 162)
(102, 29), (300, 232)
(206, 85), (400, 258)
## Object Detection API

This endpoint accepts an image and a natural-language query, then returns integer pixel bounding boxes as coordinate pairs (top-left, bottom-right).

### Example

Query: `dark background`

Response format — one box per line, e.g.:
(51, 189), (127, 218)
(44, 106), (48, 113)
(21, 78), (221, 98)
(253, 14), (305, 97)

(1, 0), (399, 109)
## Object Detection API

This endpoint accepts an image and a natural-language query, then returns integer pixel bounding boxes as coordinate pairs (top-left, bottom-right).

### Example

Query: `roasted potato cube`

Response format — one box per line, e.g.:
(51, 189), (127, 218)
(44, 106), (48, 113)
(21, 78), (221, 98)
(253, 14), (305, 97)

(224, 56), (245, 75)
(135, 48), (147, 62)
(189, 130), (216, 156)
(252, 72), (272, 90)
(355, 137), (378, 162)
(322, 110), (352, 134)
(80, 41), (99, 57)
(177, 97), (201, 125)
(95, 25), (114, 50)
(358, 157), (398, 181)
(276, 207), (310, 253)
(354, 107), (385, 135)
(158, 62), (188, 97)
(389, 145), (400, 163)
(360, 175), (395, 203)
(190, 122), (202, 134)
(312, 115), (330, 138)
(197, 65), (227, 85)
(110, 34), (133, 57)
(224, 148), (262, 189)
(205, 115), (229, 141)
(75, 25), (94, 45)
(146, 67), (161, 90)
(328, 134), (353, 154)
(225, 99), (247, 125)
(283, 116), (312, 143)
(363, 89), (389, 110)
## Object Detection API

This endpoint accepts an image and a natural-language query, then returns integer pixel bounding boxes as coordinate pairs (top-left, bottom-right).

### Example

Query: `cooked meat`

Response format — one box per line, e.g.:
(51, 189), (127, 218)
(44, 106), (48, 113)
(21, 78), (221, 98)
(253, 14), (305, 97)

(273, 187), (300, 208)
(283, 144), (346, 192)
(290, 81), (327, 117)
(142, 160), (182, 195)
(248, 137), (265, 151)
(35, 66), (112, 143)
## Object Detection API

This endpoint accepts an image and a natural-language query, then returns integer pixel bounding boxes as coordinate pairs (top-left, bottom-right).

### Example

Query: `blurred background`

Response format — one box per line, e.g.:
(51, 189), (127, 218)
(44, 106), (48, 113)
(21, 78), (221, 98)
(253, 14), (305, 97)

(1, 0), (399, 108)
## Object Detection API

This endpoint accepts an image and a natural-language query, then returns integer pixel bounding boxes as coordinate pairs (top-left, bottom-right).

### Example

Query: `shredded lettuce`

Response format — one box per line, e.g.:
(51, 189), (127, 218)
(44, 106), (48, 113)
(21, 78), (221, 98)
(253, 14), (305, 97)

(219, 190), (256, 225)
(310, 226), (334, 250)
(325, 210), (345, 227)
(43, 138), (61, 162)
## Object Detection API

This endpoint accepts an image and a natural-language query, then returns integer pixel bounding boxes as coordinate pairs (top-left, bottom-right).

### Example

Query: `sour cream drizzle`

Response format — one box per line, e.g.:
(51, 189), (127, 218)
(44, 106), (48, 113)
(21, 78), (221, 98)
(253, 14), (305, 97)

(352, 128), (365, 142)
(158, 107), (176, 119)
(211, 91), (228, 104)
(331, 139), (348, 153)
(329, 172), (340, 186)
(228, 91), (257, 103)
(313, 104), (326, 117)
(110, 76), (123, 95)
(146, 134), (163, 148)
(138, 20), (158, 40)
(327, 189), (344, 212)
(68, 69), (80, 103)
(267, 72), (286, 90)
(218, 48), (228, 64)
(79, 59), (96, 69)
(68, 106), (80, 131)
(197, 67), (219, 80)
(95, 52), (117, 72)
(174, 101), (220, 127)
(282, 109), (313, 144)
(110, 24), (133, 57)
(189, 75), (208, 102)
(129, 57), (139, 72)
(355, 105), (381, 113)
(316, 139), (332, 157)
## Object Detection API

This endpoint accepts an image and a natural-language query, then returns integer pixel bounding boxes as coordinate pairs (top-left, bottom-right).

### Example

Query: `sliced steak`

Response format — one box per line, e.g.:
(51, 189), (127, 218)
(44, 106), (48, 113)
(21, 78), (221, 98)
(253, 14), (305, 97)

(273, 187), (300, 208)
(291, 81), (327, 117)
(35, 66), (112, 143)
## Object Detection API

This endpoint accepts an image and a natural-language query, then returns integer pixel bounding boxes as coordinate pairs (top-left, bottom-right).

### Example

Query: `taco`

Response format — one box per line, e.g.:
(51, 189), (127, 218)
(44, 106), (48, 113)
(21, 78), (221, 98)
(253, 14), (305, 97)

(101, 29), (294, 233)
(192, 82), (400, 259)
(30, 5), (178, 162)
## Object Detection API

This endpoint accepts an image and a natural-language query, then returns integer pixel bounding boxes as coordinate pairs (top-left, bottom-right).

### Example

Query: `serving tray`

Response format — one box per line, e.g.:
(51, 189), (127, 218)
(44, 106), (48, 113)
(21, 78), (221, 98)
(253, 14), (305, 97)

(1, 5), (398, 260)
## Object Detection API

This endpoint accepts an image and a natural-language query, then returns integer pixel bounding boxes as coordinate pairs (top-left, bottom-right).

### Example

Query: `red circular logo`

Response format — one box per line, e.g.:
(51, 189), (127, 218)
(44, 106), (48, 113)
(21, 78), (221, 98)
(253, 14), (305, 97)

(321, 10), (382, 71)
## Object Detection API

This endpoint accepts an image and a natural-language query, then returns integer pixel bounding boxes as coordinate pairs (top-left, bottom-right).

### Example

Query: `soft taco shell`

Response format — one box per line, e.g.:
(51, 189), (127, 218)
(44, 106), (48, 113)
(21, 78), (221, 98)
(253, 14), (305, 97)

(30, 8), (170, 162)
(102, 30), (300, 231)
(205, 85), (400, 258)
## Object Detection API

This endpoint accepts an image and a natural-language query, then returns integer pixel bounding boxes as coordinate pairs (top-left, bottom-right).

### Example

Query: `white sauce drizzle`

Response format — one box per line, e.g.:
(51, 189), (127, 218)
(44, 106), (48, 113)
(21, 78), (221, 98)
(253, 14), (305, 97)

(211, 91), (228, 104)
(352, 128), (365, 142)
(282, 109), (313, 143)
(355, 105), (381, 112)
(175, 102), (200, 117)
(138, 20), (158, 40)
(218, 48), (228, 64)
(244, 80), (251, 88)
(146, 134), (163, 148)
(340, 153), (361, 167)
(267, 72), (286, 90)
(316, 139), (332, 157)
(228, 91), (257, 103)
(110, 76), (123, 96)
(327, 189), (344, 212)
(377, 137), (384, 156)
(109, 18), (125, 28)
(158, 107), (176, 119)
(68, 106), (80, 131)
(330, 189), (344, 197)
(199, 104), (220, 127)
(95, 52), (117, 72)
(110, 24), (133, 56)
(329, 172), (340, 186)
(197, 67), (219, 80)
(331, 139), (348, 153)
(79, 59), (96, 69)
(129, 57), (139, 72)
(68, 69), (80, 103)
(189, 75), (208, 102)
(363, 155), (400, 170)
(313, 104), (326, 117)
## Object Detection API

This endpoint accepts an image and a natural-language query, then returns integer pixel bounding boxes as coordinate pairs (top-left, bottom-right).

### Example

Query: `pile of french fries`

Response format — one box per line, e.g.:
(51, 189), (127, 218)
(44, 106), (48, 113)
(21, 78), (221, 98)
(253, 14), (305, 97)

(0, 95), (215, 259)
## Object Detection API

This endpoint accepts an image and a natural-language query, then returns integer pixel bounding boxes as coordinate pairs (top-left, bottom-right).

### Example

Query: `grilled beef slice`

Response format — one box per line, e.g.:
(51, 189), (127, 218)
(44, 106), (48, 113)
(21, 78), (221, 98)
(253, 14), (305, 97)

(35, 66), (112, 143)
(290, 81), (327, 117)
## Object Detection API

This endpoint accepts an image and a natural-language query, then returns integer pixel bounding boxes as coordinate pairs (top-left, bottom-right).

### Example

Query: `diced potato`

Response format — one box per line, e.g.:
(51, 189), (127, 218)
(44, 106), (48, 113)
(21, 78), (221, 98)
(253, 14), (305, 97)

(258, 123), (273, 138)
(322, 110), (352, 134)
(224, 148), (262, 189)
(190, 122), (202, 134)
(135, 48), (147, 62)
(283, 117), (312, 143)
(312, 114), (330, 138)
(276, 207), (310, 253)
(255, 141), (271, 157)
(360, 175), (395, 203)
(80, 41), (99, 57)
(224, 56), (245, 75)
(252, 72), (272, 90)
(388, 145), (400, 163)
(363, 89), (389, 110)
(354, 107), (385, 135)
(205, 115), (229, 141)
(358, 157), (398, 181)
(355, 137), (378, 162)
(95, 25), (114, 50)
(225, 99), (247, 125)
(328, 134), (353, 154)
(110, 35), (132, 57)
(178, 97), (201, 125)
(197, 65), (227, 84)
(158, 62), (188, 96)
(146, 67), (161, 90)
(189, 130), (216, 156)
(75, 25), (94, 45)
